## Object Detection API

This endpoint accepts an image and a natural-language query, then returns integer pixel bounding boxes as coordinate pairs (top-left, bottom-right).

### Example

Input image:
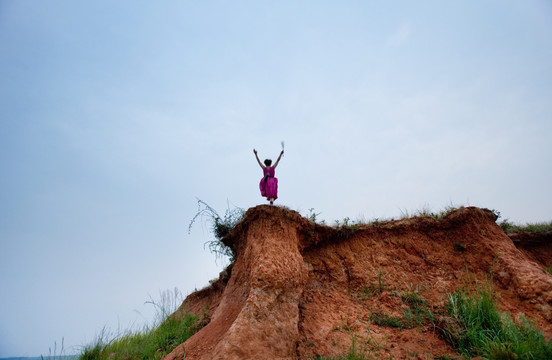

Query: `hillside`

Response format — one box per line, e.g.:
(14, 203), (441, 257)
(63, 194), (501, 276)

(164, 206), (552, 359)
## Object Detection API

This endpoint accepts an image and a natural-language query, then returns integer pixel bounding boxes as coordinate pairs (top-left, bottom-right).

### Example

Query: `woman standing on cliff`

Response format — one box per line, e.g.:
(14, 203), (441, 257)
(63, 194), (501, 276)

(253, 148), (284, 205)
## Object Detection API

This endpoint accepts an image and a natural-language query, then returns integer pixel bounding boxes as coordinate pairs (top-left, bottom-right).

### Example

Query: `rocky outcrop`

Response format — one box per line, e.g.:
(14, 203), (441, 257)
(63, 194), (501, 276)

(165, 206), (552, 360)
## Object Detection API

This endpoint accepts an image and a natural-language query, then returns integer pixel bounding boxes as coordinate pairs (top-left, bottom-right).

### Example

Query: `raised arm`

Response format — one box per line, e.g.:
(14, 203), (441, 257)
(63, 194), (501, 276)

(253, 149), (264, 169)
(273, 150), (284, 168)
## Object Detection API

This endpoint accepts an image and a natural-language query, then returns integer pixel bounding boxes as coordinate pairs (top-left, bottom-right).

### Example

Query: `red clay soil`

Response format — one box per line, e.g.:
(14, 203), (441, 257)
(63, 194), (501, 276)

(509, 231), (552, 270)
(164, 206), (552, 360)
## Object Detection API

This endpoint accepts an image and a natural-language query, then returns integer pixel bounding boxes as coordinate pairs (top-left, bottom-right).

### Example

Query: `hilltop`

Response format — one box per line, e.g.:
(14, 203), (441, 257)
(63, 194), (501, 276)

(164, 206), (552, 359)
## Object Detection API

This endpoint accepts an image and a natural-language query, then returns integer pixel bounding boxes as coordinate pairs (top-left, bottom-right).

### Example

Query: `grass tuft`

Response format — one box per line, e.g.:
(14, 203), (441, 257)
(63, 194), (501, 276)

(439, 283), (552, 359)
(370, 312), (403, 328)
(315, 336), (372, 360)
(400, 205), (459, 220)
(400, 292), (426, 307)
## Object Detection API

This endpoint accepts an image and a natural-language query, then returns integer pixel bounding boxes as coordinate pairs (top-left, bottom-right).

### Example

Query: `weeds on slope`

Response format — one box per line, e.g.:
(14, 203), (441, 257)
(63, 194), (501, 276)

(315, 337), (372, 360)
(325, 284), (551, 359)
(79, 289), (207, 360)
(439, 283), (552, 359)
(80, 314), (203, 360)
(368, 290), (434, 330)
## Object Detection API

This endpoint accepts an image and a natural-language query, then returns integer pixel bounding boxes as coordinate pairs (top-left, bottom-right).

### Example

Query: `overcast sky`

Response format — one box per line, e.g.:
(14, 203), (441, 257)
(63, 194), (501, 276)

(1, 1), (551, 357)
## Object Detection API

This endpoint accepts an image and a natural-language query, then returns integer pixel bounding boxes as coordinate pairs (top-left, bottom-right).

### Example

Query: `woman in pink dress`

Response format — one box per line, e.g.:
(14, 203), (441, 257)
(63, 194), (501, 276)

(253, 148), (284, 205)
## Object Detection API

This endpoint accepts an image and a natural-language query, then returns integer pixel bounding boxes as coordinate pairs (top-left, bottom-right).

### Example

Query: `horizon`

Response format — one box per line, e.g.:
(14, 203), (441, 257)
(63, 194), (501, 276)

(1, 1), (551, 357)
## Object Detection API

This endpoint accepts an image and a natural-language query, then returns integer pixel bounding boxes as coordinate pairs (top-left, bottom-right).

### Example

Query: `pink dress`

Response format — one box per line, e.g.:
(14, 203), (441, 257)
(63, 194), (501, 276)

(259, 166), (278, 200)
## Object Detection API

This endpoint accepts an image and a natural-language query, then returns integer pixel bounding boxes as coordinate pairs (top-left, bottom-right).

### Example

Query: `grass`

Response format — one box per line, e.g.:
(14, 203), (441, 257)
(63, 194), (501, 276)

(315, 336), (372, 360)
(342, 285), (552, 359)
(308, 206), (552, 236)
(78, 289), (207, 360)
(401, 292), (435, 328)
(399, 205), (459, 220)
(307, 208), (322, 223)
(188, 198), (245, 261)
(80, 314), (204, 360)
(40, 338), (77, 359)
(368, 291), (434, 330)
(439, 283), (552, 359)
(324, 205), (462, 230)
(370, 312), (403, 328)
(499, 220), (552, 233)
(357, 270), (386, 300)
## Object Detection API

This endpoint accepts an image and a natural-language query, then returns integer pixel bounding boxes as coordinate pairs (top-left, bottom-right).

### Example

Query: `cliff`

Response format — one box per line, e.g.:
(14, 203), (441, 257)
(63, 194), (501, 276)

(164, 206), (552, 359)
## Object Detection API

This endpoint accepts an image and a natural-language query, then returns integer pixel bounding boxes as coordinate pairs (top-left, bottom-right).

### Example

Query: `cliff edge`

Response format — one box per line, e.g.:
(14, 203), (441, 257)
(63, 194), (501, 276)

(164, 206), (552, 359)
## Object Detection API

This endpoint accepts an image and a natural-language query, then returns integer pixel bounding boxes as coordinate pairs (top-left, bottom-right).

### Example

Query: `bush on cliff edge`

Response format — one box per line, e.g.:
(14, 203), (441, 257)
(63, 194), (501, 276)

(188, 199), (244, 261)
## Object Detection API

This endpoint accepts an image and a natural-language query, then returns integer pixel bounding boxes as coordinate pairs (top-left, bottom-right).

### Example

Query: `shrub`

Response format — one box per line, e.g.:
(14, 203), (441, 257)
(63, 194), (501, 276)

(188, 199), (245, 261)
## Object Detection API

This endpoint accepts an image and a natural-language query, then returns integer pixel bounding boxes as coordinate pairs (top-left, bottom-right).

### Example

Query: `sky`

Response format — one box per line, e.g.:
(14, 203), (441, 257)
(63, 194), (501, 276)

(1, 0), (551, 357)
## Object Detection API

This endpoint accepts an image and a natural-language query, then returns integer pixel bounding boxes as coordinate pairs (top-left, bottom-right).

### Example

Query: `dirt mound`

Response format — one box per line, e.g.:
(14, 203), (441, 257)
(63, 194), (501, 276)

(164, 206), (552, 360)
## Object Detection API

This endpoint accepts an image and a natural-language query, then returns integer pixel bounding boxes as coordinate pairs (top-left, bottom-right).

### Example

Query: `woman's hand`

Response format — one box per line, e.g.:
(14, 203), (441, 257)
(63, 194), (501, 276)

(274, 149), (284, 168)
(254, 149), (263, 168)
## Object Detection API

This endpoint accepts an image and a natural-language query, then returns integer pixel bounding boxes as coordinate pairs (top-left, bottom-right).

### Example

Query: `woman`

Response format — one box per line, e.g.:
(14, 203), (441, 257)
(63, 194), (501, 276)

(253, 148), (284, 205)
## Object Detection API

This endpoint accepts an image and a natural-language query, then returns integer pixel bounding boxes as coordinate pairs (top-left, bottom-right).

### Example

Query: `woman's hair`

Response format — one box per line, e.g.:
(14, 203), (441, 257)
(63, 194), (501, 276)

(264, 159), (272, 166)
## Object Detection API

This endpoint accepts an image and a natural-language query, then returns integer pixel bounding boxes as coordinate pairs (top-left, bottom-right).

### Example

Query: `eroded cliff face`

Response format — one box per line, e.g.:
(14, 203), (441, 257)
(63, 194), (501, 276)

(164, 206), (552, 360)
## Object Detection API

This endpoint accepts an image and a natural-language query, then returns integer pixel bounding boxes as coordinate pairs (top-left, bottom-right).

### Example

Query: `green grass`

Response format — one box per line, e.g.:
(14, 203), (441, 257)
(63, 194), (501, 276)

(400, 292), (426, 307)
(401, 292), (435, 328)
(370, 312), (403, 328)
(78, 289), (207, 360)
(499, 220), (552, 233)
(315, 337), (372, 360)
(357, 271), (385, 300)
(79, 313), (204, 360)
(399, 205), (459, 220)
(368, 291), (434, 330)
(441, 284), (552, 359)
